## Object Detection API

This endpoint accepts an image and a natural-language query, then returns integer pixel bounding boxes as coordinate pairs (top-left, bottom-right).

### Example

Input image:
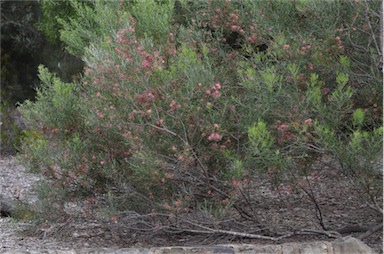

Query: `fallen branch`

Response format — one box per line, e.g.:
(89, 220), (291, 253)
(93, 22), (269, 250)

(167, 216), (341, 242)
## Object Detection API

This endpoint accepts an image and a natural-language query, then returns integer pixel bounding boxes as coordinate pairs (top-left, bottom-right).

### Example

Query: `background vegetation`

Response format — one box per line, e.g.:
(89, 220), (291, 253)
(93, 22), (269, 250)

(0, 0), (83, 155)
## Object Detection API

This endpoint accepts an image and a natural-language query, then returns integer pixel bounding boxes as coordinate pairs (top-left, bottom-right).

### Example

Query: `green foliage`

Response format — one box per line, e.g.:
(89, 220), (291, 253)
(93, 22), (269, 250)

(19, 65), (81, 130)
(248, 121), (274, 153)
(36, 0), (77, 43)
(19, 0), (382, 225)
(352, 108), (365, 128)
(58, 0), (120, 56)
(129, 0), (174, 43)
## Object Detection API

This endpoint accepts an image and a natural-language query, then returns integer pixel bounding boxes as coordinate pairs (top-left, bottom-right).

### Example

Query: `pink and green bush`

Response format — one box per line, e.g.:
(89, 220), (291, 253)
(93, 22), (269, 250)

(19, 0), (382, 223)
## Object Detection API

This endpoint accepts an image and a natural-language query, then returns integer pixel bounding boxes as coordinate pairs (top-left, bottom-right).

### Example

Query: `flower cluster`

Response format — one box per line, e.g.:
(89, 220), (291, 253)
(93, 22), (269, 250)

(208, 133), (222, 141)
(135, 91), (155, 106)
(276, 121), (296, 143)
(169, 100), (181, 113)
(206, 82), (221, 99)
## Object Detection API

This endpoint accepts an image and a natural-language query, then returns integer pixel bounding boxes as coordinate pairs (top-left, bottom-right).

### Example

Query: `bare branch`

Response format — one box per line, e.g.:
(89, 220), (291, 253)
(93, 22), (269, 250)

(364, 0), (382, 57)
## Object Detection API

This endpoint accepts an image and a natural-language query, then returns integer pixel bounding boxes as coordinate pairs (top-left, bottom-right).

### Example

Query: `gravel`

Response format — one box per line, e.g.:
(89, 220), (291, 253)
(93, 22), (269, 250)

(0, 156), (76, 252)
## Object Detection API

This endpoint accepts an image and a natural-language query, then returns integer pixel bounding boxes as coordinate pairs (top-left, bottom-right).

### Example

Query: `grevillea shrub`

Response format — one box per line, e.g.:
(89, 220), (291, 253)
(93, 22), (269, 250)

(19, 0), (382, 227)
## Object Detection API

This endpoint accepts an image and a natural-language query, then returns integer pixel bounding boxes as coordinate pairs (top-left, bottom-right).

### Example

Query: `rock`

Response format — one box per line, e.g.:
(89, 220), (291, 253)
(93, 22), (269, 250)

(332, 236), (377, 254)
(142, 238), (376, 254)
(0, 237), (377, 254)
(0, 194), (15, 217)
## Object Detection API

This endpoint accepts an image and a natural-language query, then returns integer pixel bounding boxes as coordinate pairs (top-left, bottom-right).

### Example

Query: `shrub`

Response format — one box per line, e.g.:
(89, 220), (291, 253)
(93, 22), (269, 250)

(19, 0), (382, 233)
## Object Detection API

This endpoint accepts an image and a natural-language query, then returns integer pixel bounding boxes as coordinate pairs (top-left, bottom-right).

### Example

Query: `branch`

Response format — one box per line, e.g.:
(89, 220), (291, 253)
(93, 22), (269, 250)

(146, 123), (180, 139)
(367, 202), (383, 215)
(364, 0), (382, 57)
(146, 122), (211, 181)
(167, 216), (341, 242)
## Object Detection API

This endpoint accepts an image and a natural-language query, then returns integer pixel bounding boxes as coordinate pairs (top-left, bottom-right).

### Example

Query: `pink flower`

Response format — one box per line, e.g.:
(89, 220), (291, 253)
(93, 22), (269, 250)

(129, 16), (136, 26)
(96, 110), (104, 118)
(155, 118), (164, 126)
(116, 29), (126, 44)
(211, 90), (221, 99)
(169, 100), (181, 112)
(114, 47), (124, 56)
(278, 123), (289, 132)
(100, 160), (105, 165)
(208, 133), (222, 141)
(96, 92), (101, 97)
(135, 92), (155, 105)
(141, 59), (151, 69)
(321, 87), (329, 95)
(215, 83), (221, 90)
(304, 118), (313, 126)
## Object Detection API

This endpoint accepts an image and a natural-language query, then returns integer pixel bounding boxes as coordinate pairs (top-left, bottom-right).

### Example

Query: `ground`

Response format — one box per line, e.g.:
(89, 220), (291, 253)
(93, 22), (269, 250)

(0, 155), (382, 253)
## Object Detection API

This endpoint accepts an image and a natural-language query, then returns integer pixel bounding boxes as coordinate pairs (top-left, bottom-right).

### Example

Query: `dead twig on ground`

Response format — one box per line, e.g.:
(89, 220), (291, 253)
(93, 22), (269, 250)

(153, 213), (342, 242)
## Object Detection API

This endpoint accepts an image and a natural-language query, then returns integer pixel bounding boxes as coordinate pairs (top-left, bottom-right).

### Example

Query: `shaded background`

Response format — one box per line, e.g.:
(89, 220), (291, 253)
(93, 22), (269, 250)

(1, 1), (83, 155)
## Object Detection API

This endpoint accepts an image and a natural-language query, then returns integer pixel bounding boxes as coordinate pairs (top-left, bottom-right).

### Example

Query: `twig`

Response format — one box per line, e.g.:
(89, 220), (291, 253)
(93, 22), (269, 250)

(364, 0), (382, 58)
(146, 123), (212, 183)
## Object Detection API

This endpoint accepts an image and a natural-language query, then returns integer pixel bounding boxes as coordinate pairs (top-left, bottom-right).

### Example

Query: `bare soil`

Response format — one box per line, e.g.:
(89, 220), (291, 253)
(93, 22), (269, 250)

(0, 155), (382, 253)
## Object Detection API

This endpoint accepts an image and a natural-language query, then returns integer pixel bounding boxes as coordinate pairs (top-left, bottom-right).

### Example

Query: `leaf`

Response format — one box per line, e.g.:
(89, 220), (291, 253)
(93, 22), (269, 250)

(352, 108), (365, 127)
(248, 121), (274, 151)
(335, 72), (349, 87)
(339, 55), (351, 69)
